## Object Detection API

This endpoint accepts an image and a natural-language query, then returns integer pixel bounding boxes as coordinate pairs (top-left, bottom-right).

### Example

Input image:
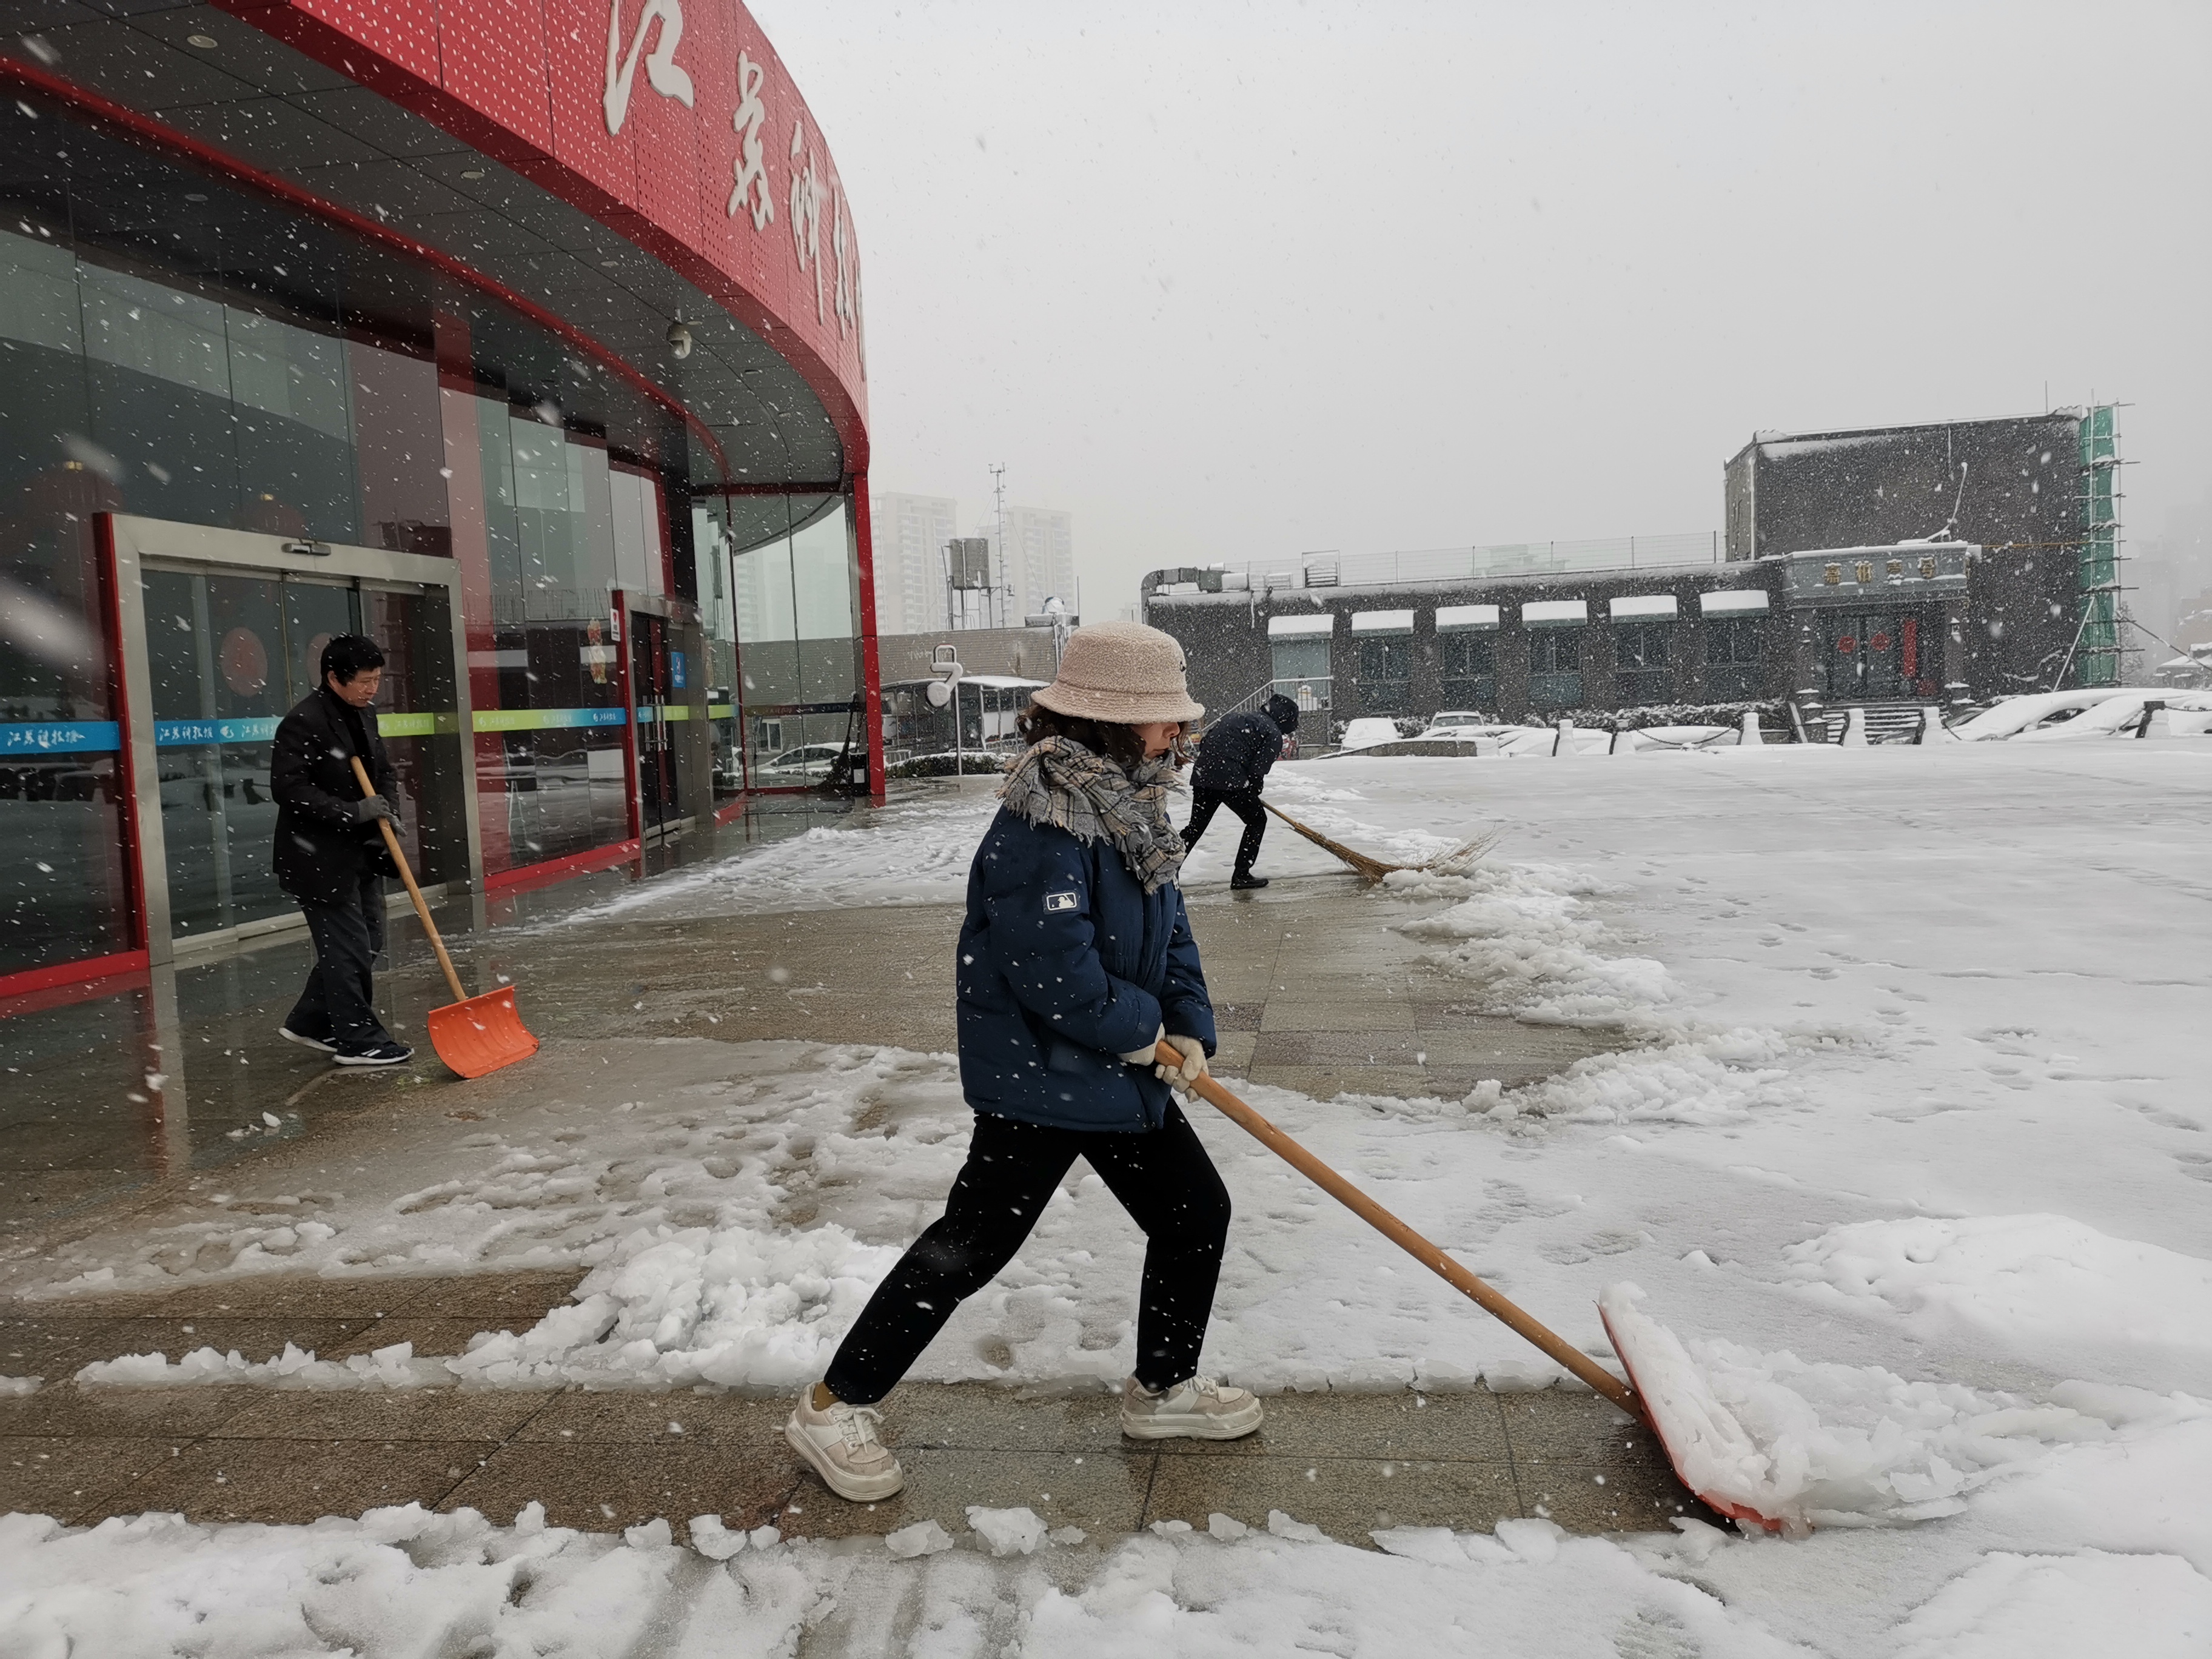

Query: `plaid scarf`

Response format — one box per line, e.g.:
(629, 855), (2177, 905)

(1000, 736), (1187, 894)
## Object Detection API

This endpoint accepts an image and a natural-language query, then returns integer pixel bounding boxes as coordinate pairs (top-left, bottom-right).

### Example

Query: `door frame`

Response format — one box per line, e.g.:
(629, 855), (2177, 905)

(612, 588), (700, 844)
(101, 513), (479, 965)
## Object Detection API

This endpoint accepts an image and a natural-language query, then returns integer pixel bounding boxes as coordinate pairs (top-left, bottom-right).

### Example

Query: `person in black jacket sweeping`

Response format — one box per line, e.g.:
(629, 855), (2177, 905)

(785, 620), (1262, 1504)
(1180, 693), (1300, 889)
(270, 634), (413, 1067)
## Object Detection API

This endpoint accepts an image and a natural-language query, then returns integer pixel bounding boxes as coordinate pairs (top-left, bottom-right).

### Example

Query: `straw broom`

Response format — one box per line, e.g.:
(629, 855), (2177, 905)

(1262, 802), (1494, 882)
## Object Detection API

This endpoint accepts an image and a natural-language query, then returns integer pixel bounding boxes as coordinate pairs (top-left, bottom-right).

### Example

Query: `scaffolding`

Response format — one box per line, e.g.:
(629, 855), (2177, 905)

(2071, 404), (2123, 688)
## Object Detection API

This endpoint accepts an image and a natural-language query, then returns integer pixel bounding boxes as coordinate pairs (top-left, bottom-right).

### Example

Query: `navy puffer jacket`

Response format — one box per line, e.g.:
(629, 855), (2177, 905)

(956, 808), (1216, 1132)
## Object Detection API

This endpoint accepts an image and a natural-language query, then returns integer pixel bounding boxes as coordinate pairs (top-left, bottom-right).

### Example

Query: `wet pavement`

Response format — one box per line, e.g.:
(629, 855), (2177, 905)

(2, 788), (1691, 1545)
(5, 799), (1621, 1239)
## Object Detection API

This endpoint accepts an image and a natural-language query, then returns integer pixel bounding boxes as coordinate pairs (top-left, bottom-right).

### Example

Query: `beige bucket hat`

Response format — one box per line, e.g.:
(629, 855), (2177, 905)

(1031, 620), (1205, 725)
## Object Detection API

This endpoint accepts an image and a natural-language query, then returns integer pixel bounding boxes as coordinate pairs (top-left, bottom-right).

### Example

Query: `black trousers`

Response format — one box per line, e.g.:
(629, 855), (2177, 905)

(1182, 787), (1267, 875)
(824, 1103), (1232, 1404)
(286, 873), (391, 1052)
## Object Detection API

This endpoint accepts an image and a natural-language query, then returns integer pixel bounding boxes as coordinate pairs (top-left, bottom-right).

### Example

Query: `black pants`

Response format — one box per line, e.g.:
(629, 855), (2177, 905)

(824, 1104), (1232, 1404)
(286, 873), (391, 1052)
(1182, 787), (1267, 875)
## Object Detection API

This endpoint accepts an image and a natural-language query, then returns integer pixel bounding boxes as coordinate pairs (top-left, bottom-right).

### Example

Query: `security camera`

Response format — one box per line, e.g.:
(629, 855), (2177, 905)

(666, 321), (692, 360)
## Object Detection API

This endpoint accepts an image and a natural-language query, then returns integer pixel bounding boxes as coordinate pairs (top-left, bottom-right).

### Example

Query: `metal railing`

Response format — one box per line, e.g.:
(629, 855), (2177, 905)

(1155, 533), (1724, 597)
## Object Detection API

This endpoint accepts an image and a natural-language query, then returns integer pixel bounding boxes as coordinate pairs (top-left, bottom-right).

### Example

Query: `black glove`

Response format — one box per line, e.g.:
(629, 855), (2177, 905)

(354, 794), (400, 828)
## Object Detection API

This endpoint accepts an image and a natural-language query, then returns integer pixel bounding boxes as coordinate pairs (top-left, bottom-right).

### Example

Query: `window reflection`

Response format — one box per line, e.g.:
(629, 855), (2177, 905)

(720, 494), (870, 788)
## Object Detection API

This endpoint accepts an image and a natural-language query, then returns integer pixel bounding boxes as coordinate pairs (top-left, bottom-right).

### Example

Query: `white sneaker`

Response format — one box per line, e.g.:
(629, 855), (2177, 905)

(1119, 1375), (1265, 1441)
(785, 1390), (905, 1501)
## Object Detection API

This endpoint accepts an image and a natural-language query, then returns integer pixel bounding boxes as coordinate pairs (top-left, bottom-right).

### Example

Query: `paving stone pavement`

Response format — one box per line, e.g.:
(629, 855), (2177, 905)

(1, 1270), (1714, 1546)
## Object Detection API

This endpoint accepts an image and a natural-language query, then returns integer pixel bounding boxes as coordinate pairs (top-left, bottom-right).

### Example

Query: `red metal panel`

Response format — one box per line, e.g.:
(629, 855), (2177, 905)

(542, 0), (637, 212)
(437, 0), (553, 153)
(92, 512), (147, 954)
(851, 478), (886, 805)
(210, 0), (871, 469)
(288, 0), (440, 84)
(0, 950), (150, 1016)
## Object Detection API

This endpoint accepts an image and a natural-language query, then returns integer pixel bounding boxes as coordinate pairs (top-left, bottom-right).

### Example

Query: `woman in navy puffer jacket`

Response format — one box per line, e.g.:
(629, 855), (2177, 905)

(784, 623), (1267, 1503)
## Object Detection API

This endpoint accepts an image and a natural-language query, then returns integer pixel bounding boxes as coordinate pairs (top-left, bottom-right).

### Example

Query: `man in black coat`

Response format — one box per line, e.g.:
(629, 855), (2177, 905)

(1180, 694), (1300, 890)
(270, 634), (413, 1065)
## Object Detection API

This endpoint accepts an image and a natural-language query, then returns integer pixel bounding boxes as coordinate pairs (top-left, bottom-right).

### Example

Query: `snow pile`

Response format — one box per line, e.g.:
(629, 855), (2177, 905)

(1397, 862), (1672, 1023)
(1599, 1283), (2105, 1535)
(885, 1519), (955, 1558)
(1487, 1028), (1796, 1125)
(80, 1339), (449, 1390)
(1783, 1215), (2212, 1373)
(446, 1221), (900, 1390)
(1889, 1550), (2212, 1659)
(967, 1506), (1048, 1557)
(0, 1502), (1809, 1659)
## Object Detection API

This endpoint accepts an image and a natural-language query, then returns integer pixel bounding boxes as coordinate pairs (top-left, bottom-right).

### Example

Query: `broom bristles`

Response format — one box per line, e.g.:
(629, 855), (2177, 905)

(1262, 803), (1495, 882)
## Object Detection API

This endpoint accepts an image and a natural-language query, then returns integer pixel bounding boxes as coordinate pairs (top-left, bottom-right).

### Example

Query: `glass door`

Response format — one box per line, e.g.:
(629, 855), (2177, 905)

(143, 566), (311, 940)
(631, 609), (680, 834)
(141, 563), (456, 941)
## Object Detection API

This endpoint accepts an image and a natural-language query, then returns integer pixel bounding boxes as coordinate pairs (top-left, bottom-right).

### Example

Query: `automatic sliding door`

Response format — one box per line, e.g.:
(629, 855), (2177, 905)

(142, 566), (304, 940)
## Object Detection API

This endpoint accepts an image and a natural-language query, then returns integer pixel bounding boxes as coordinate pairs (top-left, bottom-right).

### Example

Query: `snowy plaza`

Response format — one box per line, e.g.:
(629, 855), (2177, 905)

(2, 0), (2208, 1652)
(4, 739), (2208, 1654)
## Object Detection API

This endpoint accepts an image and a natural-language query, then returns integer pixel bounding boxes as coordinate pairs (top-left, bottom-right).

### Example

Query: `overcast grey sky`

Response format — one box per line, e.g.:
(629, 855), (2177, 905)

(752, 0), (2211, 613)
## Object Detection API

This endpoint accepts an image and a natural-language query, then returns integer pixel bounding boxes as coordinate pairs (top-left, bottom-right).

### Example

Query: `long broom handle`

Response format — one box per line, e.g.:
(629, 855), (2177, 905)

(351, 754), (469, 1006)
(1160, 1042), (1642, 1415)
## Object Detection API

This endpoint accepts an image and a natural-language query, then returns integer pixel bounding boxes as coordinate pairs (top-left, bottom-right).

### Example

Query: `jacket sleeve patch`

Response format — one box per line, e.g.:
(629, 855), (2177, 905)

(1044, 890), (1079, 913)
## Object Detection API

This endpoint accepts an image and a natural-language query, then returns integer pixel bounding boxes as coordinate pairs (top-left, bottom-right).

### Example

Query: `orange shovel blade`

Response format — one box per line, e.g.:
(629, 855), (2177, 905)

(425, 986), (539, 1079)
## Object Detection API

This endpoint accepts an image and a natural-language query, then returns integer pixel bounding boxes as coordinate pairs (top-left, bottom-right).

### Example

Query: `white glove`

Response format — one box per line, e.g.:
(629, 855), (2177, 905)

(1155, 1033), (1208, 1094)
(1119, 1024), (1167, 1065)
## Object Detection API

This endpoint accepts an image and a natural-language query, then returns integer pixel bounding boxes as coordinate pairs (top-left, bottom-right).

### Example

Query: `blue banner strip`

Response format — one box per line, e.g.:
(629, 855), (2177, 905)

(154, 717), (283, 747)
(0, 721), (121, 756)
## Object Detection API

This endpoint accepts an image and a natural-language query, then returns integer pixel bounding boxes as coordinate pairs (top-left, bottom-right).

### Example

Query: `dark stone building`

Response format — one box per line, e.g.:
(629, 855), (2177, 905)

(1726, 410), (2117, 694)
(1141, 563), (1792, 731)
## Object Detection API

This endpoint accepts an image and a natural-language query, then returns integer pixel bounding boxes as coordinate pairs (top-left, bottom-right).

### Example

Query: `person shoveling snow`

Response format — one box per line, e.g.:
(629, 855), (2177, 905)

(786, 622), (1264, 1503)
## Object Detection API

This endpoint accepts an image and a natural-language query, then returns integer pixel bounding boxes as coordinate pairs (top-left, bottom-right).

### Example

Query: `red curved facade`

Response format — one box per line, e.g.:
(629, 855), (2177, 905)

(219, 0), (870, 474)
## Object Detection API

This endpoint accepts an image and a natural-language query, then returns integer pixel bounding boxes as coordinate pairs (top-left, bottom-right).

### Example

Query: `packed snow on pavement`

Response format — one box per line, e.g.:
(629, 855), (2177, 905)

(5, 741), (2208, 1654)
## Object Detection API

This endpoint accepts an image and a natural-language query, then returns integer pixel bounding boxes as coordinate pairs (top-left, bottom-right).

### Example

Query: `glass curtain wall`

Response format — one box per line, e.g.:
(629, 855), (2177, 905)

(474, 409), (629, 868)
(720, 493), (867, 787)
(0, 199), (438, 971)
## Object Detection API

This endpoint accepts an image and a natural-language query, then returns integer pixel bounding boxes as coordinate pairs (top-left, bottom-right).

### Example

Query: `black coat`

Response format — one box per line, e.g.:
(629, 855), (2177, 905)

(270, 688), (398, 905)
(956, 808), (1216, 1132)
(1190, 695), (1300, 794)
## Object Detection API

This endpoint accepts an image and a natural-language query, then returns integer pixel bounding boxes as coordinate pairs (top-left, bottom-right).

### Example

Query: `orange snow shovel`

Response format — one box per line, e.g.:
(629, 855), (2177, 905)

(351, 756), (538, 1078)
(1162, 1044), (1801, 1533)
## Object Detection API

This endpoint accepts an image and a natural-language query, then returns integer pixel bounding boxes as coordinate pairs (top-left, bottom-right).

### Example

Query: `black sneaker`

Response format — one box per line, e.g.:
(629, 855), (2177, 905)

(278, 1026), (334, 1054)
(1230, 872), (1269, 890)
(332, 1040), (414, 1067)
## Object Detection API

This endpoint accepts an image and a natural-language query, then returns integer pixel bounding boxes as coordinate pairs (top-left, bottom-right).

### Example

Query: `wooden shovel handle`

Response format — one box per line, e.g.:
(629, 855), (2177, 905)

(1162, 1042), (1641, 1415)
(350, 754), (468, 1006)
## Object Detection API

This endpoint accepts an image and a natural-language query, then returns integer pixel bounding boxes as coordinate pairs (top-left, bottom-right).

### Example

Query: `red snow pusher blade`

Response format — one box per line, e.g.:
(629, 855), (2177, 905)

(1598, 1284), (1793, 1535)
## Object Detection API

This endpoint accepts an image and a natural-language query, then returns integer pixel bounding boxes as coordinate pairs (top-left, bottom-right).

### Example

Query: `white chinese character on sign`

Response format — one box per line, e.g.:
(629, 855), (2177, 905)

(832, 190), (853, 333)
(604, 0), (694, 136)
(788, 121), (824, 321)
(728, 51), (774, 228)
(832, 189), (864, 375)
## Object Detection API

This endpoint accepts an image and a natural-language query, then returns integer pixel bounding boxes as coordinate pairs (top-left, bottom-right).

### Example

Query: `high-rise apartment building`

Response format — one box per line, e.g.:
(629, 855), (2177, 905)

(992, 504), (1077, 622)
(870, 492), (959, 634)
